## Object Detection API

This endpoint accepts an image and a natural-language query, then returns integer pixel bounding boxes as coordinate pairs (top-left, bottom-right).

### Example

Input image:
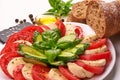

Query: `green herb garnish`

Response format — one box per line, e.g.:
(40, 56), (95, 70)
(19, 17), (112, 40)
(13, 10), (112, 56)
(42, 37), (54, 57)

(44, 0), (73, 19)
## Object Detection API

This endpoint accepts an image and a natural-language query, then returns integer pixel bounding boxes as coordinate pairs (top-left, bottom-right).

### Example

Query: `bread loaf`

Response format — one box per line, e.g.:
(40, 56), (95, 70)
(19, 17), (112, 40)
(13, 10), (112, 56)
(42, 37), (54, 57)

(86, 0), (120, 38)
(67, 0), (92, 23)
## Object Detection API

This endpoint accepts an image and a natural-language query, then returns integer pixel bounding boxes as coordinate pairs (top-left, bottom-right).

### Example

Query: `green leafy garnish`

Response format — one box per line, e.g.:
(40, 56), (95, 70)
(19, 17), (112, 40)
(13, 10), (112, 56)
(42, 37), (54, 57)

(44, 0), (73, 19)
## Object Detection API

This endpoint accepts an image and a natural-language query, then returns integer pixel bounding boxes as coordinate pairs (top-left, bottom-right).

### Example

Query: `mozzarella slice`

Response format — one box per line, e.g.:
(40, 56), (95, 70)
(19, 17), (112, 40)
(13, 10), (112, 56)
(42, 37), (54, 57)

(7, 57), (26, 77)
(81, 35), (97, 43)
(67, 62), (94, 78)
(48, 68), (67, 80)
(85, 45), (107, 54)
(22, 63), (33, 80)
(65, 24), (76, 35)
(79, 59), (106, 66)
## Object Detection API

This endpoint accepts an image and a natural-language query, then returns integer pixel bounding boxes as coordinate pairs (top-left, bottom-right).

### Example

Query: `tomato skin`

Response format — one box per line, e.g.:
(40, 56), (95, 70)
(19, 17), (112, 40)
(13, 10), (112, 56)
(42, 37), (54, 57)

(74, 26), (84, 38)
(55, 20), (66, 36)
(59, 66), (80, 80)
(88, 38), (107, 50)
(32, 64), (50, 80)
(80, 51), (112, 63)
(75, 60), (104, 74)
(13, 64), (26, 80)
(0, 52), (21, 78)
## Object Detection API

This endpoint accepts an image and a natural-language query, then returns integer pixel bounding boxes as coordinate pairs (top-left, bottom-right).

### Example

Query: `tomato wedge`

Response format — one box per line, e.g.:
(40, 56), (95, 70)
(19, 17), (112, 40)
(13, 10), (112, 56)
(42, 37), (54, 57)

(75, 60), (104, 74)
(74, 26), (84, 38)
(0, 52), (21, 78)
(13, 64), (26, 80)
(59, 66), (80, 80)
(88, 38), (107, 50)
(80, 51), (112, 63)
(55, 20), (66, 36)
(32, 64), (50, 80)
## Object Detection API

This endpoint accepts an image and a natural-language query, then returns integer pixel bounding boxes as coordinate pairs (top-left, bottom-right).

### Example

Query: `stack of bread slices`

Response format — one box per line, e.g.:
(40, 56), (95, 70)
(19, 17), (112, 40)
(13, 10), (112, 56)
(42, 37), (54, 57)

(67, 0), (120, 38)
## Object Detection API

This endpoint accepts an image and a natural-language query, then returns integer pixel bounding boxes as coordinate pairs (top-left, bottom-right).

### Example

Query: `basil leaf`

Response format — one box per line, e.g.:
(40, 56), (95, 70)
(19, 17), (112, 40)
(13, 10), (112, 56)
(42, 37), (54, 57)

(42, 28), (61, 42)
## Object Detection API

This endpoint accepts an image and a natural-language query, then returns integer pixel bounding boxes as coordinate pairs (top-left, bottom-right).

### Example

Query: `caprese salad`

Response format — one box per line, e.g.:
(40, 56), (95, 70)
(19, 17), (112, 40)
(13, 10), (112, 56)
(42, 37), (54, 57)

(0, 20), (112, 80)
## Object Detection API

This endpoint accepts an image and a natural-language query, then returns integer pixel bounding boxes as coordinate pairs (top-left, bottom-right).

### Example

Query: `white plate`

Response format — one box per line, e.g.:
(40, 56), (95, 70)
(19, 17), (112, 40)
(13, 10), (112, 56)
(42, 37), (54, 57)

(0, 22), (116, 80)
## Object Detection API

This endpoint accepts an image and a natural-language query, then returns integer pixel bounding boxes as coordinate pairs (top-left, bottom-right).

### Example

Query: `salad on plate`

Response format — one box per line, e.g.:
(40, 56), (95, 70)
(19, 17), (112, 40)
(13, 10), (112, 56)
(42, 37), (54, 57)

(0, 20), (115, 80)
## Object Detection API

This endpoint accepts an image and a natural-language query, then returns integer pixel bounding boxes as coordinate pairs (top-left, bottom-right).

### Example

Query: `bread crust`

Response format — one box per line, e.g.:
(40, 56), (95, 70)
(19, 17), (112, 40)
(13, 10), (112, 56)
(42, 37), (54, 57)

(86, 0), (120, 38)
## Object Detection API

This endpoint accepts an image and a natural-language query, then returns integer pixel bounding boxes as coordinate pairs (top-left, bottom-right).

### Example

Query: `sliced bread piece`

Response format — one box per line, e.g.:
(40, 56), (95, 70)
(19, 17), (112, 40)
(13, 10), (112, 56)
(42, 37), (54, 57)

(86, 0), (120, 38)
(67, 0), (93, 23)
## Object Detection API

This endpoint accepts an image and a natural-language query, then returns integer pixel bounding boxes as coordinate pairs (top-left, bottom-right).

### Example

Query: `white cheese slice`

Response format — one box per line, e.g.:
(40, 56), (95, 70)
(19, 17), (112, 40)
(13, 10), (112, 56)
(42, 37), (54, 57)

(7, 57), (26, 77)
(48, 68), (67, 80)
(67, 62), (94, 78)
(65, 24), (76, 35)
(79, 59), (106, 66)
(81, 35), (97, 43)
(85, 45), (107, 54)
(22, 63), (33, 80)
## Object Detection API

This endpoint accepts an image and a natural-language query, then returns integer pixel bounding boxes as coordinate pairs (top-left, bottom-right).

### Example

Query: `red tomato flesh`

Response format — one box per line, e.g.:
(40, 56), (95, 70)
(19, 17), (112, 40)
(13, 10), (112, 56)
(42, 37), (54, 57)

(74, 26), (84, 38)
(59, 66), (80, 80)
(88, 38), (107, 50)
(21, 26), (44, 33)
(13, 64), (26, 80)
(80, 51), (112, 63)
(75, 60), (104, 74)
(32, 64), (50, 80)
(55, 20), (66, 36)
(6, 31), (33, 45)
(0, 43), (19, 55)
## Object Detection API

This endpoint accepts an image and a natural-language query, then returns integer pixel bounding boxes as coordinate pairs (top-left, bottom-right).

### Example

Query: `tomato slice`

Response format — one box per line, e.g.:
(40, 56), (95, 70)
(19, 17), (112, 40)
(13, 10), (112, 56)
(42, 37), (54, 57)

(1, 43), (19, 55)
(0, 52), (21, 78)
(88, 38), (107, 50)
(21, 26), (44, 33)
(59, 66), (80, 80)
(32, 64), (50, 80)
(13, 64), (26, 80)
(74, 26), (84, 38)
(75, 60), (104, 74)
(55, 20), (66, 36)
(6, 31), (33, 45)
(80, 51), (112, 63)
